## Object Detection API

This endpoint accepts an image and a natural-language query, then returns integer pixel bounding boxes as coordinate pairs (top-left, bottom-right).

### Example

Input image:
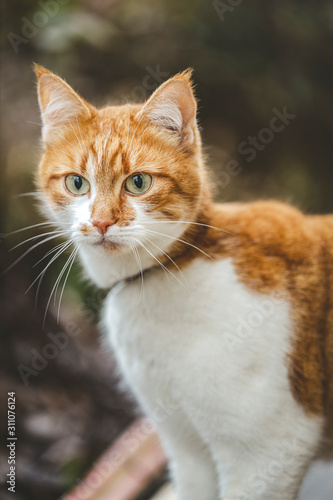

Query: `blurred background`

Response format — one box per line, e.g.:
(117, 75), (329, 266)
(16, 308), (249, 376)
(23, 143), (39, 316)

(1, 0), (333, 499)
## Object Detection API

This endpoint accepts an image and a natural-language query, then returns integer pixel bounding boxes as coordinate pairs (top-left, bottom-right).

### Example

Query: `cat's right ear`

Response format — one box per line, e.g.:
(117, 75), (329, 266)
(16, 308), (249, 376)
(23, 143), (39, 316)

(34, 64), (93, 144)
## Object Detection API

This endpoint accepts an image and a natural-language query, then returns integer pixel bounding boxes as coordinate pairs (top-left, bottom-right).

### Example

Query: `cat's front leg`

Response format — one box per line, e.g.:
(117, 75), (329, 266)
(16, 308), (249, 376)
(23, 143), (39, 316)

(155, 411), (219, 500)
(212, 438), (316, 500)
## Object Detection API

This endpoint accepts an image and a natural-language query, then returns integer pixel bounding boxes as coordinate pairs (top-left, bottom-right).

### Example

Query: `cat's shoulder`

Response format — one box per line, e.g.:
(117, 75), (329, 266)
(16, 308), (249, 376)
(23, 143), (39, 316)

(195, 200), (333, 294)
(209, 199), (330, 247)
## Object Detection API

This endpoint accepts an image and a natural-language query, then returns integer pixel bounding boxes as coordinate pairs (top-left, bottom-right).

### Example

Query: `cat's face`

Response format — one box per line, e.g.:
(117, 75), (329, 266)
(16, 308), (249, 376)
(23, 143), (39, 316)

(35, 66), (207, 266)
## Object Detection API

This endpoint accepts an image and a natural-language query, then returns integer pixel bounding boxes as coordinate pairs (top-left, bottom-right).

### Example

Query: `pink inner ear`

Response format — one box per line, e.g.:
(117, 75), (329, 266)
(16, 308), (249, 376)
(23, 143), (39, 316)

(37, 74), (91, 132)
(139, 79), (197, 143)
(172, 80), (197, 128)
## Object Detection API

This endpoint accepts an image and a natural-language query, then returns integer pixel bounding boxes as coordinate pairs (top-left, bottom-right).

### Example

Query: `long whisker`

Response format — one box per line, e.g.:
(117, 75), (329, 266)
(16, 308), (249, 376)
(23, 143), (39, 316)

(6, 222), (58, 236)
(144, 238), (190, 294)
(9, 230), (68, 251)
(3, 233), (69, 275)
(144, 228), (215, 261)
(25, 120), (41, 126)
(53, 244), (73, 306)
(132, 237), (169, 280)
(143, 237), (185, 280)
(43, 247), (77, 326)
(26, 241), (73, 294)
(33, 242), (73, 310)
(33, 241), (70, 267)
(129, 239), (145, 302)
(133, 238), (190, 293)
(145, 220), (231, 234)
(14, 192), (40, 199)
(57, 247), (78, 323)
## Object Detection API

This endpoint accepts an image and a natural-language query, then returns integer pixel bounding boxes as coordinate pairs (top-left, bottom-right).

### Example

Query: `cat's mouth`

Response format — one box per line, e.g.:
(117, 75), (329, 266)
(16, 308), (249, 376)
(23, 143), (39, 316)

(92, 236), (124, 251)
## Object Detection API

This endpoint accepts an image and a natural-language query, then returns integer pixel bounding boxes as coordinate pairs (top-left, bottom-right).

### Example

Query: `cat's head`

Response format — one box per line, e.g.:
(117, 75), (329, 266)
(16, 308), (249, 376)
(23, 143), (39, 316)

(35, 65), (209, 285)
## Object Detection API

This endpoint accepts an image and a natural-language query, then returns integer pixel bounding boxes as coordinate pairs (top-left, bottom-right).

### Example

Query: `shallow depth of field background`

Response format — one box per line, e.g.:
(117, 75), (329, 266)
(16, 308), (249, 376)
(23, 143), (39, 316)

(1, 1), (333, 499)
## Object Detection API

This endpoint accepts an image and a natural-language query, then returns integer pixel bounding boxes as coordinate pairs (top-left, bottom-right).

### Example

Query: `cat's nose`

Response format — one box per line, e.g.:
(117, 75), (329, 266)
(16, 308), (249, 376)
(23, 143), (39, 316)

(92, 220), (116, 236)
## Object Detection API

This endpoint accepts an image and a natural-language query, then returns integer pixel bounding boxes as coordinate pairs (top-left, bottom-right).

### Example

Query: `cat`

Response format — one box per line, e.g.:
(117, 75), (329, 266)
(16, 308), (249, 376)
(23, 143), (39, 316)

(34, 64), (333, 500)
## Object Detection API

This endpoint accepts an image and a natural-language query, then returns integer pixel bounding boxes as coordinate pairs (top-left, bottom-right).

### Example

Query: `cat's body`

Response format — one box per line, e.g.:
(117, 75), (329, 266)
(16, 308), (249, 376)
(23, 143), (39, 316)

(34, 65), (333, 499)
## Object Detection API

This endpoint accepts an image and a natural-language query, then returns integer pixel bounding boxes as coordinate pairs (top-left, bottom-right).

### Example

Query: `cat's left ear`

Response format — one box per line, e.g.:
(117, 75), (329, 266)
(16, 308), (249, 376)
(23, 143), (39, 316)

(34, 64), (94, 144)
(137, 69), (197, 148)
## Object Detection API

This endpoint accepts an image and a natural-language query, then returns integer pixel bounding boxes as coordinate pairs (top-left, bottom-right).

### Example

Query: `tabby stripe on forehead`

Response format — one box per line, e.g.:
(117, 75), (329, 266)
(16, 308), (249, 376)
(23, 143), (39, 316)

(79, 151), (89, 175)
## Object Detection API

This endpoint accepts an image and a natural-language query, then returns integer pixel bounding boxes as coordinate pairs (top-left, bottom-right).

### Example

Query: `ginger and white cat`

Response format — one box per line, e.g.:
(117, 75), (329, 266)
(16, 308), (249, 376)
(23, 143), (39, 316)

(34, 65), (333, 500)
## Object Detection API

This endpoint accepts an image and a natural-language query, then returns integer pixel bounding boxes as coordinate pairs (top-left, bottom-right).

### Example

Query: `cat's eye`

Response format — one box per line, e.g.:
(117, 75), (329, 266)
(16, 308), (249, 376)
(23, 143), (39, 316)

(65, 174), (90, 196)
(125, 173), (153, 195)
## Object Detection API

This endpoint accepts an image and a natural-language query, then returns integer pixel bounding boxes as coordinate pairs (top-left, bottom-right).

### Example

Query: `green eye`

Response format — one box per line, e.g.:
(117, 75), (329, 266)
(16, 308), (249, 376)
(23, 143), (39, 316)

(125, 173), (153, 195)
(65, 174), (90, 196)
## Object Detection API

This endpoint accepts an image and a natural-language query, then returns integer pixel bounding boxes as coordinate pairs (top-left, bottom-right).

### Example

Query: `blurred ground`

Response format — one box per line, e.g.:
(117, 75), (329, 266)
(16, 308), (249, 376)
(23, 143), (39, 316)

(1, 1), (333, 499)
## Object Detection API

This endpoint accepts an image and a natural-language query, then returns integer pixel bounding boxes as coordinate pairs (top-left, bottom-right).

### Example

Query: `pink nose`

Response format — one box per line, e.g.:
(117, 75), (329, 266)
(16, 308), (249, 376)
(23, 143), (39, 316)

(92, 220), (114, 236)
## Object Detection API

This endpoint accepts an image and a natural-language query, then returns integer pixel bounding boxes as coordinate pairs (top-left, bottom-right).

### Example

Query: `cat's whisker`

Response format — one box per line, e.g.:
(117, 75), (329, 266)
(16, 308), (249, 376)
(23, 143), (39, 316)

(144, 228), (215, 261)
(34, 246), (63, 309)
(9, 230), (69, 251)
(13, 192), (40, 199)
(132, 237), (169, 281)
(143, 237), (190, 294)
(43, 246), (77, 327)
(129, 240), (145, 302)
(135, 244), (145, 302)
(57, 247), (78, 323)
(33, 241), (73, 310)
(145, 239), (190, 294)
(26, 240), (73, 294)
(144, 237), (185, 279)
(145, 220), (231, 234)
(6, 221), (57, 236)
(33, 241), (70, 267)
(133, 237), (190, 292)
(3, 233), (70, 275)
(25, 120), (41, 126)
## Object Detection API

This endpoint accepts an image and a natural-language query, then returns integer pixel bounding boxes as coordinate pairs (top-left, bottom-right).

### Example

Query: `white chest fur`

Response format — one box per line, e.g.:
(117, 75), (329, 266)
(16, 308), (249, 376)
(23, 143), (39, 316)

(103, 257), (322, 500)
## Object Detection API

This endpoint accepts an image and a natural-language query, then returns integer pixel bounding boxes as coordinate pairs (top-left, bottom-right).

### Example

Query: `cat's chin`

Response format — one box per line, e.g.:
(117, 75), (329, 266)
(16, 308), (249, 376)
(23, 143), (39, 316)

(91, 238), (130, 254)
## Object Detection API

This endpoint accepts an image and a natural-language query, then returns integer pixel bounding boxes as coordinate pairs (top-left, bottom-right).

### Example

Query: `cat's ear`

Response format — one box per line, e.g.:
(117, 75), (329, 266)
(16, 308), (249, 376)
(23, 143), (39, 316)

(34, 64), (93, 143)
(138, 69), (197, 148)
